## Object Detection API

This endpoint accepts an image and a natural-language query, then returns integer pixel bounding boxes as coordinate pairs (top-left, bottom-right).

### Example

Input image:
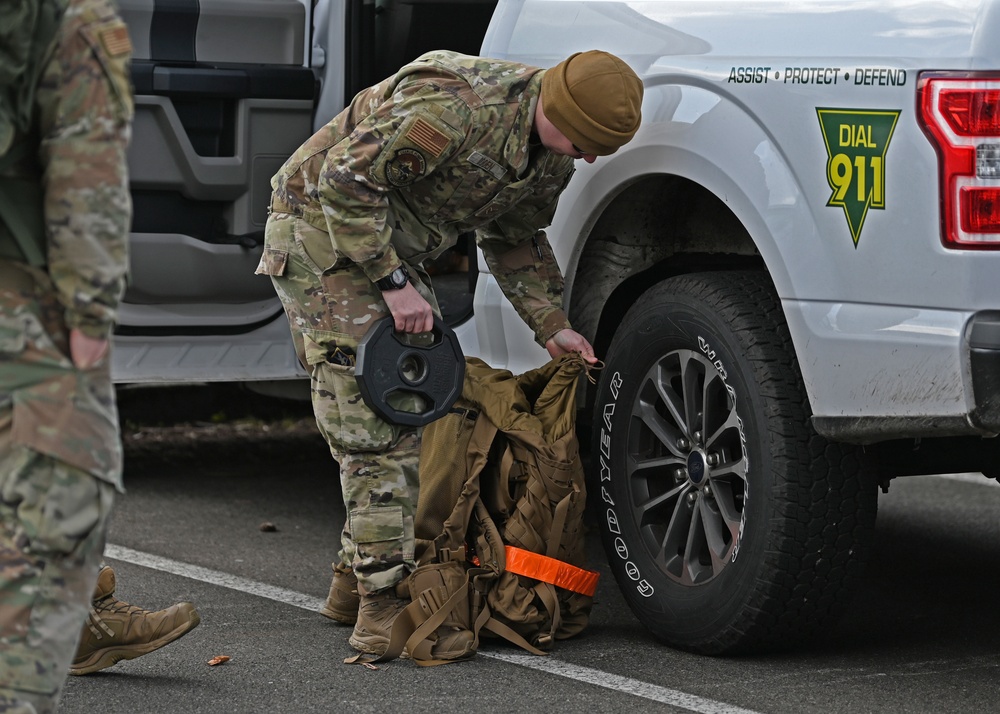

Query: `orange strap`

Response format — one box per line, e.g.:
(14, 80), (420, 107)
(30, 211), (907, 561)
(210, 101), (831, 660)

(504, 546), (599, 597)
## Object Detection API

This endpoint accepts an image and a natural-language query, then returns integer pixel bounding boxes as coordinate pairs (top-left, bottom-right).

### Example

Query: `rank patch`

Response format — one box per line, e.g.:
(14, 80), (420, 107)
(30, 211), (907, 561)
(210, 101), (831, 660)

(386, 148), (426, 186)
(406, 118), (450, 157)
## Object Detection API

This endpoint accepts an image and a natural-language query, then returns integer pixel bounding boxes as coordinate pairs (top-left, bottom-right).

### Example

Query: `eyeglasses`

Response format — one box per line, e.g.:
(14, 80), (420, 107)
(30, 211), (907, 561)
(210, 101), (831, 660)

(572, 143), (592, 157)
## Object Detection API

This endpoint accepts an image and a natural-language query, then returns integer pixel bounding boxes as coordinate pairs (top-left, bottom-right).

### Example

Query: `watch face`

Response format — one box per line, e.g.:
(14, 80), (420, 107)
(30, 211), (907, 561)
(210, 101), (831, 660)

(378, 266), (409, 290)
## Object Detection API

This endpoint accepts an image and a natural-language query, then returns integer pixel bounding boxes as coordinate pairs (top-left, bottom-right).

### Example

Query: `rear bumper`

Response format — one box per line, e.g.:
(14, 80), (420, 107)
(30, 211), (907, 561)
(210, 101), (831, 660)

(969, 311), (1000, 432)
(787, 301), (995, 442)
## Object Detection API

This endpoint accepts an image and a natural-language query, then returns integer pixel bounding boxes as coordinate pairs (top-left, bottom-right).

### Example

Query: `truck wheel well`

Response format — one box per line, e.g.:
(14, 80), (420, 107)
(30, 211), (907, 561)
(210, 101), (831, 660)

(569, 174), (766, 418)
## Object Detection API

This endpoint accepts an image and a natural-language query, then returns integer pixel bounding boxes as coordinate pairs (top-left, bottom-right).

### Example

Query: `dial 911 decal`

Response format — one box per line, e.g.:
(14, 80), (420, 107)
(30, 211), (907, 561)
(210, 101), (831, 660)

(817, 108), (900, 247)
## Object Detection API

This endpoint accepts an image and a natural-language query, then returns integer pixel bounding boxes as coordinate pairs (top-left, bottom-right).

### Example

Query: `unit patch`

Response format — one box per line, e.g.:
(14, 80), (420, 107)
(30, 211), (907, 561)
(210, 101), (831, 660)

(816, 108), (900, 247)
(385, 148), (426, 186)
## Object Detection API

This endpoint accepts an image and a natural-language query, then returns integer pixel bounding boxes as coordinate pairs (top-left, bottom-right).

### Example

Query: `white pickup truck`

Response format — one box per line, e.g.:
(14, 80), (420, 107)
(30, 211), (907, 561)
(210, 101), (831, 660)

(115, 0), (1000, 655)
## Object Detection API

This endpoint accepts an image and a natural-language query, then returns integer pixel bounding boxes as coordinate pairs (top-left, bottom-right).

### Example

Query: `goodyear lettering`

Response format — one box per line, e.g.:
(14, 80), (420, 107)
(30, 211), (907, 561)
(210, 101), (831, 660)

(614, 537), (628, 559)
(599, 352), (749, 594)
(607, 509), (621, 535)
(854, 68), (907, 87)
(609, 372), (622, 400)
(601, 370), (654, 598)
(783, 67), (841, 85)
(817, 108), (900, 246)
(602, 402), (614, 435)
(728, 66), (771, 83)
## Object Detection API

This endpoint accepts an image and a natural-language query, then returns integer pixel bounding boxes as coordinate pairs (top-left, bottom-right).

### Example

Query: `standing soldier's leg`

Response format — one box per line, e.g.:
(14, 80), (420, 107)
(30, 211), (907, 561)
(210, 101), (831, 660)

(311, 366), (421, 594)
(312, 363), (423, 655)
(0, 452), (114, 714)
(0, 266), (119, 714)
(259, 213), (475, 660)
(257, 213), (429, 652)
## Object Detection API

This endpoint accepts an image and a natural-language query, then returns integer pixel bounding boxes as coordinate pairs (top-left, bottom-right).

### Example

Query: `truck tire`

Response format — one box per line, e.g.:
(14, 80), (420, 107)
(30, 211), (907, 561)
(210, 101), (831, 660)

(591, 270), (877, 655)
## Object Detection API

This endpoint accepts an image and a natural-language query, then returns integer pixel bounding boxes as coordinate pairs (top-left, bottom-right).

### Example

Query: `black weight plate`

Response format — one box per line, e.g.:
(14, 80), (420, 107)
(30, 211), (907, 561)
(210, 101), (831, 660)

(354, 315), (465, 426)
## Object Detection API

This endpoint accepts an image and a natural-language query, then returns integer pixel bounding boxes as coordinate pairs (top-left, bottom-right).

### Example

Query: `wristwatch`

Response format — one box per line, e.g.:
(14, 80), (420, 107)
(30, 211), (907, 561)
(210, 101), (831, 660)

(375, 265), (410, 291)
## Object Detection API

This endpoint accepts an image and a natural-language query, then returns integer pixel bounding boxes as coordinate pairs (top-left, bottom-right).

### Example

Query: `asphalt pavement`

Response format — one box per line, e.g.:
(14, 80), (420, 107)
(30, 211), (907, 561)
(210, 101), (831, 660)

(55, 388), (1000, 714)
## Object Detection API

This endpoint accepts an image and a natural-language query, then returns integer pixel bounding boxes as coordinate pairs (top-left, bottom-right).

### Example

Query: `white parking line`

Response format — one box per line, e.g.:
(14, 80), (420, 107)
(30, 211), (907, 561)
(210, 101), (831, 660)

(481, 651), (762, 714)
(105, 544), (762, 714)
(104, 544), (326, 611)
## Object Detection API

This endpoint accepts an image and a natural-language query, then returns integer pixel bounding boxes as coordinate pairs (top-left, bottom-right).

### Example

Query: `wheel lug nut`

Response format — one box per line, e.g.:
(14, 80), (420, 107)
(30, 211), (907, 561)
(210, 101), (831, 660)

(686, 492), (697, 506)
(707, 452), (720, 467)
(677, 437), (690, 451)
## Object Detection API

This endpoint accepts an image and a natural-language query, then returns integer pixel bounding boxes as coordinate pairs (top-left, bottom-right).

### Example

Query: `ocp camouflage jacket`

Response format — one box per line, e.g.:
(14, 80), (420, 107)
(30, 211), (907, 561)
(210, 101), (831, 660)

(269, 50), (576, 345)
(0, 0), (133, 340)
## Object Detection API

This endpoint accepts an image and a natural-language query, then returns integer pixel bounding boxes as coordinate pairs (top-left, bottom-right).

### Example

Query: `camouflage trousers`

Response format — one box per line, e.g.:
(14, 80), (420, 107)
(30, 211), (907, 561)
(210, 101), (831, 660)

(257, 212), (439, 594)
(0, 262), (119, 714)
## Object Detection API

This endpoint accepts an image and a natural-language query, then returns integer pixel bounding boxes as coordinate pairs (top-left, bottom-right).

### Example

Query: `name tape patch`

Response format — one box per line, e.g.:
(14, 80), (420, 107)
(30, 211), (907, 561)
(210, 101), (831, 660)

(467, 151), (506, 179)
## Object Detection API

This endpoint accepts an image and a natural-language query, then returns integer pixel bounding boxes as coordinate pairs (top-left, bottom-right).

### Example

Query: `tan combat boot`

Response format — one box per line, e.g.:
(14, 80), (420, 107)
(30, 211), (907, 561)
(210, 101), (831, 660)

(70, 565), (201, 675)
(319, 562), (360, 625)
(348, 588), (409, 656)
(348, 585), (476, 662)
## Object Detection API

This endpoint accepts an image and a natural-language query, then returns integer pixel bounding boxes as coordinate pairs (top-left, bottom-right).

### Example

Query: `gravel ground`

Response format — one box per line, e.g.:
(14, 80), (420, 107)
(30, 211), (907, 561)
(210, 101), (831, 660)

(116, 383), (326, 465)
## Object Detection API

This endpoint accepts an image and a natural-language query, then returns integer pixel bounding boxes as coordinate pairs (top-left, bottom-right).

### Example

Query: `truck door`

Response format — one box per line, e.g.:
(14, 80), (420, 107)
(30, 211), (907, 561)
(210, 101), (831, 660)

(114, 0), (316, 382)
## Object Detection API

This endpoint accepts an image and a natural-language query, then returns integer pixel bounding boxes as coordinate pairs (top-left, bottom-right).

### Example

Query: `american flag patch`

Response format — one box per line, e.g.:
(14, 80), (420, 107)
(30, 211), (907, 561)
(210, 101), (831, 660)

(406, 118), (450, 157)
(99, 24), (132, 57)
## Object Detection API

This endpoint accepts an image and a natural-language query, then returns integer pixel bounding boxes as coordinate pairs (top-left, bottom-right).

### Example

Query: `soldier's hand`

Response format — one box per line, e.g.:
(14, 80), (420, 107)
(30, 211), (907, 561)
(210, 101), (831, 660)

(545, 328), (598, 364)
(69, 329), (109, 370)
(381, 283), (435, 334)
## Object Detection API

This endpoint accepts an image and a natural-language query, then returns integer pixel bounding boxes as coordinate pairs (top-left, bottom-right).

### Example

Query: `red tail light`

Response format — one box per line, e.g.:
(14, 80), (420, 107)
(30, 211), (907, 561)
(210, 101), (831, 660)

(938, 88), (1000, 135)
(918, 73), (1000, 248)
(961, 187), (1000, 232)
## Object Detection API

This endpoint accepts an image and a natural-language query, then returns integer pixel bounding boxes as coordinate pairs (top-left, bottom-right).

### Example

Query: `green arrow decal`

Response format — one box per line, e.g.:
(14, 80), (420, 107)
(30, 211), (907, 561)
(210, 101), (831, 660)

(817, 108), (900, 247)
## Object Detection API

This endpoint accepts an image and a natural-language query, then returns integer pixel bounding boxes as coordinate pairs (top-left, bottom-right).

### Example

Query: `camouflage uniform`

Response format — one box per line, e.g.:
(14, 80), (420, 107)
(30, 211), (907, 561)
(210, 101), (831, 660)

(257, 51), (575, 594)
(0, 1), (132, 711)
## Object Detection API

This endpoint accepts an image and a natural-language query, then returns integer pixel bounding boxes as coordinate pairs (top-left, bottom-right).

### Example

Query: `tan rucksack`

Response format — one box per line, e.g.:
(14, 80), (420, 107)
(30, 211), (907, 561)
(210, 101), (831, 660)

(374, 353), (598, 665)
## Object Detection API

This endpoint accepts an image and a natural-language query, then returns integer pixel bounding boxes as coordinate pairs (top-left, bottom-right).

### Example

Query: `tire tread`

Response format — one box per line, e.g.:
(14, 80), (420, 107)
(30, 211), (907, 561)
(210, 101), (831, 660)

(597, 270), (877, 655)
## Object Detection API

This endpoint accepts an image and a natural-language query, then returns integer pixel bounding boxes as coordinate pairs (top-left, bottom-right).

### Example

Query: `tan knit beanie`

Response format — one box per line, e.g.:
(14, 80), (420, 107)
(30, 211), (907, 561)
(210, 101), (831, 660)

(541, 50), (643, 156)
